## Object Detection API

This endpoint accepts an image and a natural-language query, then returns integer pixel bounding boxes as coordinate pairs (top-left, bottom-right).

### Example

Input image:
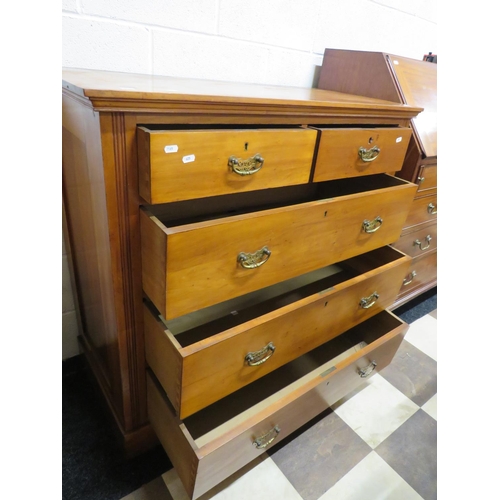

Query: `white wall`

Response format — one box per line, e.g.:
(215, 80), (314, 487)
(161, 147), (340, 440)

(62, 0), (437, 359)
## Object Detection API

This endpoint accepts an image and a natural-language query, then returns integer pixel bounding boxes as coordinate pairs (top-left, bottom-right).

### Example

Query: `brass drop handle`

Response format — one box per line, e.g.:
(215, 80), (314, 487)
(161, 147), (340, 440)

(253, 425), (280, 449)
(358, 146), (381, 162)
(403, 270), (417, 286)
(245, 342), (276, 366)
(417, 176), (425, 184)
(358, 360), (377, 378)
(427, 203), (437, 215)
(228, 153), (264, 175)
(362, 216), (383, 233)
(237, 246), (271, 269)
(414, 235), (432, 251)
(359, 291), (379, 309)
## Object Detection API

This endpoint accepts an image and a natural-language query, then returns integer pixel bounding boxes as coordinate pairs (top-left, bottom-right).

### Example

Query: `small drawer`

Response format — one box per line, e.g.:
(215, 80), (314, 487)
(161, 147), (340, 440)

(415, 163), (437, 194)
(145, 245), (411, 418)
(147, 310), (408, 499)
(312, 127), (412, 182)
(137, 126), (317, 203)
(392, 223), (437, 258)
(399, 251), (437, 294)
(140, 175), (417, 319)
(403, 194), (438, 229)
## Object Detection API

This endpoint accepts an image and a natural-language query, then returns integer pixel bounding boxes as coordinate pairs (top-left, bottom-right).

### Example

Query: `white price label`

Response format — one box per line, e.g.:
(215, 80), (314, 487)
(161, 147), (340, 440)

(164, 145), (178, 153)
(182, 154), (195, 164)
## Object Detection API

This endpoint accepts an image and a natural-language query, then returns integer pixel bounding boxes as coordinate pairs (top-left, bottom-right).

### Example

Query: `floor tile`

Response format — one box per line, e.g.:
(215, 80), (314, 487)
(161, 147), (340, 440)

(121, 476), (173, 500)
(317, 451), (424, 500)
(334, 374), (419, 448)
(378, 339), (437, 407)
(403, 314), (437, 361)
(421, 393), (437, 420)
(162, 455), (301, 500)
(271, 410), (372, 500)
(375, 410), (437, 500)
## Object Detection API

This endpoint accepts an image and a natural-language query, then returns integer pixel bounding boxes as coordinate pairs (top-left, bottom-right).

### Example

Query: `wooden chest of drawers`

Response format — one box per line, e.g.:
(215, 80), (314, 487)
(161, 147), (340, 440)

(317, 49), (437, 307)
(62, 68), (421, 497)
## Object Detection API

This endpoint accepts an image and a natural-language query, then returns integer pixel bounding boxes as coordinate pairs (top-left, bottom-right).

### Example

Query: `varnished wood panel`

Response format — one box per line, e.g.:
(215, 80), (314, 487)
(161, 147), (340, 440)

(62, 94), (123, 422)
(398, 251), (437, 297)
(403, 194), (438, 230)
(138, 127), (317, 203)
(318, 49), (401, 103)
(415, 164), (437, 195)
(142, 178), (416, 319)
(313, 127), (412, 181)
(392, 223), (437, 258)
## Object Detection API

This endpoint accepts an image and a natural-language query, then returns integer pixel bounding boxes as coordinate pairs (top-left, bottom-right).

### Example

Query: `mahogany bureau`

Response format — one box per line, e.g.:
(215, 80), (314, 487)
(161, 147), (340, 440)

(317, 49), (437, 307)
(62, 69), (422, 498)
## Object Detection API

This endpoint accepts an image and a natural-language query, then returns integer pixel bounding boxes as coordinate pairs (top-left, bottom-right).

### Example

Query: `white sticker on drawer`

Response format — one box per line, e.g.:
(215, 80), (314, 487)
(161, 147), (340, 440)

(396, 137), (403, 143)
(164, 145), (178, 153)
(183, 154), (195, 163)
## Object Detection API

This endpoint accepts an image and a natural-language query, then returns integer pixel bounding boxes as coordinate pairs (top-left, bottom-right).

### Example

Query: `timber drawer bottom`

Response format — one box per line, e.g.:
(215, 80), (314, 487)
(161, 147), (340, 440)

(147, 310), (408, 499)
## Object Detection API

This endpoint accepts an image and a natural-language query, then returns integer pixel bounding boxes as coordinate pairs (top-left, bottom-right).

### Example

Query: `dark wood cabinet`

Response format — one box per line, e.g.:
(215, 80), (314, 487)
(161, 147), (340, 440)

(317, 49), (437, 306)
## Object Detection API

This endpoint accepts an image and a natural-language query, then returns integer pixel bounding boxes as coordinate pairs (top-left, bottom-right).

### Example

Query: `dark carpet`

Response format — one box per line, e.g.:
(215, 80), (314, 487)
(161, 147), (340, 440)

(62, 287), (436, 500)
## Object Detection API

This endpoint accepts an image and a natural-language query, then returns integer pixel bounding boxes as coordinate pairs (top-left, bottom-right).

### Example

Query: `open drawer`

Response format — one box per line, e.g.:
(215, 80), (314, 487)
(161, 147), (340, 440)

(145, 246), (410, 418)
(147, 310), (408, 499)
(141, 174), (417, 319)
(137, 125), (317, 204)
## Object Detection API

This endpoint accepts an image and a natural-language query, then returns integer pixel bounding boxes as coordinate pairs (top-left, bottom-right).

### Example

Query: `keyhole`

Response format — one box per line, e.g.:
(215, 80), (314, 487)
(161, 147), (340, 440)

(324, 211), (328, 217)
(244, 142), (249, 151)
(324, 301), (328, 307)
(368, 137), (373, 144)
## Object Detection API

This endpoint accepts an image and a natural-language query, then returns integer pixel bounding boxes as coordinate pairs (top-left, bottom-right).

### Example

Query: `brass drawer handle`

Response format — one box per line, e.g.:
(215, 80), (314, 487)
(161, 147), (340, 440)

(228, 153), (264, 175)
(359, 291), (379, 309)
(358, 360), (377, 378)
(253, 425), (280, 449)
(362, 216), (383, 233)
(417, 176), (425, 184)
(237, 246), (271, 269)
(414, 235), (432, 251)
(245, 342), (276, 366)
(358, 146), (381, 162)
(427, 203), (437, 215)
(403, 270), (417, 286)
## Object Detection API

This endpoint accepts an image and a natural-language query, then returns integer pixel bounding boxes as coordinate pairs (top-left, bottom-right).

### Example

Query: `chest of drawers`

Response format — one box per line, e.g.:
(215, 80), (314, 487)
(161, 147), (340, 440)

(317, 49), (437, 306)
(62, 68), (421, 496)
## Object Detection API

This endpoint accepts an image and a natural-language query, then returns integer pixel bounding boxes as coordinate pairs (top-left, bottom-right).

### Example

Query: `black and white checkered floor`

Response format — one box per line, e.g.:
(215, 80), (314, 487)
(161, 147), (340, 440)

(120, 310), (437, 500)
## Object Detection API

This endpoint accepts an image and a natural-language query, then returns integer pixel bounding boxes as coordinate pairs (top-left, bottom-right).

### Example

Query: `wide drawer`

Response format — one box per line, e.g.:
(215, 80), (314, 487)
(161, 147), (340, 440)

(392, 222), (437, 258)
(403, 194), (438, 229)
(147, 310), (408, 499)
(399, 251), (437, 294)
(145, 245), (411, 418)
(312, 127), (412, 182)
(141, 174), (417, 319)
(137, 126), (317, 203)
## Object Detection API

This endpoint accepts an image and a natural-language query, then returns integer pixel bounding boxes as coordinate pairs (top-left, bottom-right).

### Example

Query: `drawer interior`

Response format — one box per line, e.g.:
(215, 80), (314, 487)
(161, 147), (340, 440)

(159, 245), (407, 346)
(174, 310), (404, 444)
(146, 174), (410, 228)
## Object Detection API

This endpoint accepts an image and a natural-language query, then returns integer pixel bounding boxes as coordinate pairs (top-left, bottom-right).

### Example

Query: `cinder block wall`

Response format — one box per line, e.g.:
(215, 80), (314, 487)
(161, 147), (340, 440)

(62, 0), (437, 359)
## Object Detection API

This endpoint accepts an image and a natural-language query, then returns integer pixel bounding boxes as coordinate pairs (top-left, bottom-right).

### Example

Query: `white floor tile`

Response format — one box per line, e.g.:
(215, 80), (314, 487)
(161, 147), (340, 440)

(317, 451), (424, 500)
(403, 314), (437, 361)
(421, 393), (437, 420)
(334, 374), (419, 448)
(162, 455), (302, 500)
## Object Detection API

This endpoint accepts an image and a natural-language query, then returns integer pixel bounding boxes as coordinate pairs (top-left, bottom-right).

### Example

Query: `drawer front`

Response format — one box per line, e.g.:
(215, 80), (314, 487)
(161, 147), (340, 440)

(392, 222), (437, 258)
(403, 194), (438, 229)
(141, 182), (416, 319)
(147, 311), (408, 499)
(138, 127), (317, 203)
(313, 128), (412, 182)
(399, 251), (437, 294)
(144, 251), (410, 418)
(415, 163), (437, 194)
